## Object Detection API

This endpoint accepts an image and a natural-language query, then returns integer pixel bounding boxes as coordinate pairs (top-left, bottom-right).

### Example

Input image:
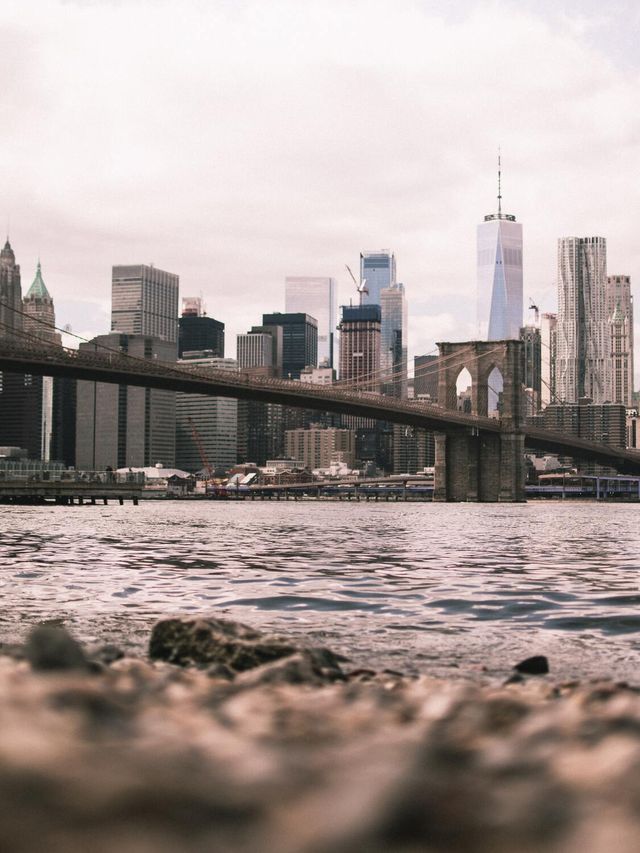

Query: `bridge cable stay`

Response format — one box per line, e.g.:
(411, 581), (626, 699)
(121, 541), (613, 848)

(335, 344), (506, 393)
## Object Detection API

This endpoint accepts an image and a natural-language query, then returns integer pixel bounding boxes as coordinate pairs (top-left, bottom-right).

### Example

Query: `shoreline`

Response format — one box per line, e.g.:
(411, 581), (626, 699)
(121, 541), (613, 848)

(3, 616), (640, 851)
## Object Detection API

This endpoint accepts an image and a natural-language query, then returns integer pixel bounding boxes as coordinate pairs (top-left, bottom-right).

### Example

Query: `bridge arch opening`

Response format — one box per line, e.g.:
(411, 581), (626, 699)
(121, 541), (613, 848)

(455, 367), (473, 414)
(487, 365), (504, 418)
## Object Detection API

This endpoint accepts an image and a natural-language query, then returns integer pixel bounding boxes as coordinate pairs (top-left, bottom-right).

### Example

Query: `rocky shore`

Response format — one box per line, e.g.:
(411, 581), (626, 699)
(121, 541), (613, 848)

(1, 617), (640, 852)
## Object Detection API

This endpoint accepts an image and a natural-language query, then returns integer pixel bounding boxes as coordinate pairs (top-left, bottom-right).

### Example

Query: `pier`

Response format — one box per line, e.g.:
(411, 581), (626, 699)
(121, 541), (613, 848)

(0, 471), (142, 505)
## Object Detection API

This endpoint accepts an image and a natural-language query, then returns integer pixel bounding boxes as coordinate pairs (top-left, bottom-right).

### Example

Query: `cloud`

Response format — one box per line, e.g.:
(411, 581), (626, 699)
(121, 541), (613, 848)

(1, 0), (639, 383)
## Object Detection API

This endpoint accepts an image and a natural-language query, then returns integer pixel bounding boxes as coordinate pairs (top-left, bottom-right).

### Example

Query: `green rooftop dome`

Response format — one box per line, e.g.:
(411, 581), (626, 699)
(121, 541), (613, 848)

(26, 260), (50, 299)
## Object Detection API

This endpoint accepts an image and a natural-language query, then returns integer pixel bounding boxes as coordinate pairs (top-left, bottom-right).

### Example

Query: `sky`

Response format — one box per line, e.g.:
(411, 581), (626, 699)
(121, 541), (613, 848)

(2, 0), (640, 382)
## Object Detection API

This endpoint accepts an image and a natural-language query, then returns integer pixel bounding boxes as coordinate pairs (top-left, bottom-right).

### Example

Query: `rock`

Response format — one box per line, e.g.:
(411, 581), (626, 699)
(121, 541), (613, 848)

(90, 644), (125, 665)
(149, 616), (324, 671)
(234, 650), (344, 689)
(514, 655), (550, 675)
(25, 625), (90, 673)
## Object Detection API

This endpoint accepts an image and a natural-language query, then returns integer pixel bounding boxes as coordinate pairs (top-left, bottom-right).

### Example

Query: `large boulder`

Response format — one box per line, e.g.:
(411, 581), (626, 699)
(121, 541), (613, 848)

(148, 616), (344, 679)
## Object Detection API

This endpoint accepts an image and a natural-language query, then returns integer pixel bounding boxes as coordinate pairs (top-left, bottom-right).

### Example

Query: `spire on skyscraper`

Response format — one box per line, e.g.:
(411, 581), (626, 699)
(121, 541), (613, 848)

(26, 259), (51, 300)
(497, 147), (502, 217)
(1, 238), (15, 266)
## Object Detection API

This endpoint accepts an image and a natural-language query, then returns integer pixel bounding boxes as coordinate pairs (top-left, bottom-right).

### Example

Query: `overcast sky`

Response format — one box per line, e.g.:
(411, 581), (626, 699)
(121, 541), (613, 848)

(2, 0), (639, 382)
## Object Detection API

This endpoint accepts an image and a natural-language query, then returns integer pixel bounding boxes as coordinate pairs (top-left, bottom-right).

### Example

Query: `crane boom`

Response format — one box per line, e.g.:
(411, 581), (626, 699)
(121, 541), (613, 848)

(188, 417), (214, 483)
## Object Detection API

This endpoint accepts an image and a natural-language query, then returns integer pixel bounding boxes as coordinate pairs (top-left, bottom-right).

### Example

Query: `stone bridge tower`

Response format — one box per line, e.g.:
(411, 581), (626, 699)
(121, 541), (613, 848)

(433, 340), (525, 502)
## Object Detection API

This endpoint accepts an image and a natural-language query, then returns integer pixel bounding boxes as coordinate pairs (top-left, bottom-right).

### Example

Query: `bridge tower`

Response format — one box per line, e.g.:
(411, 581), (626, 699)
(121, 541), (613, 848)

(433, 340), (525, 502)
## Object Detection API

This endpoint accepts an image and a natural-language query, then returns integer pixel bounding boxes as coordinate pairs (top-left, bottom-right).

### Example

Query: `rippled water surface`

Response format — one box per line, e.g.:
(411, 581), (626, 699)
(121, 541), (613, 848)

(2, 501), (640, 678)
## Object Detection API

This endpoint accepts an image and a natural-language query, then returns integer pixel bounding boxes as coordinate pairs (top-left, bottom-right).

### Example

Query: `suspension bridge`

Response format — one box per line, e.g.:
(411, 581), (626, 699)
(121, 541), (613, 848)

(1, 336), (639, 502)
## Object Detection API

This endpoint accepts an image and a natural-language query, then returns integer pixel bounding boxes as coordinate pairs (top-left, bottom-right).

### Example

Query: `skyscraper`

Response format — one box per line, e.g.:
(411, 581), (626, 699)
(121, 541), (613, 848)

(476, 160), (523, 340)
(22, 262), (62, 459)
(520, 324), (542, 416)
(380, 283), (408, 398)
(338, 304), (381, 391)
(178, 297), (224, 358)
(0, 244), (46, 459)
(236, 324), (285, 464)
(284, 277), (336, 367)
(261, 313), (317, 379)
(111, 264), (179, 346)
(359, 251), (396, 306)
(175, 353), (238, 474)
(540, 312), (557, 408)
(556, 237), (610, 403)
(76, 334), (176, 469)
(606, 275), (634, 407)
(0, 239), (22, 340)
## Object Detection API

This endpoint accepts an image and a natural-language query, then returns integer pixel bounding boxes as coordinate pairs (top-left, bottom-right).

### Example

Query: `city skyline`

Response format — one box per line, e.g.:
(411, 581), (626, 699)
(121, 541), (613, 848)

(2, 0), (639, 382)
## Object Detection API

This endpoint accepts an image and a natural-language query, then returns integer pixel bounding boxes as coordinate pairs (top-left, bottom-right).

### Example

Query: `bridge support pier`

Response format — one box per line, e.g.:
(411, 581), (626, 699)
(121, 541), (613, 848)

(433, 340), (526, 503)
(434, 430), (525, 502)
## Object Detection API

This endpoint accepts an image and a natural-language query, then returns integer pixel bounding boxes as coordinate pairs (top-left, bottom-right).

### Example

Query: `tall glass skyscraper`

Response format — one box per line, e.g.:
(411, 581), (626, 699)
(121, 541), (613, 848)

(380, 283), (408, 398)
(556, 237), (610, 403)
(476, 170), (523, 340)
(359, 251), (396, 305)
(284, 277), (336, 368)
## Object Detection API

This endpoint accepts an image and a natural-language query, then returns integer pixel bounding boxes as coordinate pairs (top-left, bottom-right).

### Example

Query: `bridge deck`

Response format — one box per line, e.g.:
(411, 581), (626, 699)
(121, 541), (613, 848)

(1, 340), (640, 474)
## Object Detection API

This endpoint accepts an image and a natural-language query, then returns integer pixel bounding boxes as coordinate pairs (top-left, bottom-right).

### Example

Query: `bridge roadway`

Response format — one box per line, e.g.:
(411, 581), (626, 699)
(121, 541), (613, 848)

(2, 340), (640, 475)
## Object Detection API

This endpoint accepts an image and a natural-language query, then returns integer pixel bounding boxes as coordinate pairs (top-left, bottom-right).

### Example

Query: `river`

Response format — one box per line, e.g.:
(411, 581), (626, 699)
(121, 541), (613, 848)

(1, 500), (639, 679)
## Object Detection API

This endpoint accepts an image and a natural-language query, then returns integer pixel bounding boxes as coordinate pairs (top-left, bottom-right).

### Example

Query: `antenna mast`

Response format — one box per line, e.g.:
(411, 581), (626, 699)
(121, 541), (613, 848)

(497, 147), (502, 217)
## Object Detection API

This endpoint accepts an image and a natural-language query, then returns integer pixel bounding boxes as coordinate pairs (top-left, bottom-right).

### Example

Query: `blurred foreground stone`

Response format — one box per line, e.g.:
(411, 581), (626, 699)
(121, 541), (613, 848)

(0, 619), (639, 852)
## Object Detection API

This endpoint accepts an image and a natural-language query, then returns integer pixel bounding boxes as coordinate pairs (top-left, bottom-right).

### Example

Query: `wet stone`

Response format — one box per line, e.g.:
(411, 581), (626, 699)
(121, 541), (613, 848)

(25, 625), (90, 673)
(515, 655), (550, 675)
(148, 616), (342, 675)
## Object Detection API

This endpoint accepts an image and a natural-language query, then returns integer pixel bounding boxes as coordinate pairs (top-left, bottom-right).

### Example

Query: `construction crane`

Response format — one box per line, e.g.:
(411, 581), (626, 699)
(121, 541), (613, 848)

(188, 417), (214, 492)
(528, 298), (540, 324)
(345, 264), (368, 305)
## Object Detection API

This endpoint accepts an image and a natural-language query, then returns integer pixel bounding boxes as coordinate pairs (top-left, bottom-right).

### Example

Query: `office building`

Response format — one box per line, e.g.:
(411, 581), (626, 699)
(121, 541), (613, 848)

(540, 312), (557, 408)
(476, 163), (523, 340)
(236, 324), (286, 464)
(51, 377), (77, 468)
(606, 275), (634, 407)
(285, 425), (355, 470)
(285, 276), (336, 367)
(22, 262), (62, 346)
(75, 334), (176, 469)
(0, 239), (22, 341)
(556, 237), (610, 403)
(0, 244), (46, 459)
(262, 313), (317, 380)
(520, 325), (542, 416)
(393, 425), (434, 474)
(627, 409), (639, 449)
(111, 264), (179, 345)
(539, 400), (626, 475)
(236, 332), (275, 374)
(360, 251), (396, 306)
(176, 353), (238, 474)
(338, 304), (381, 391)
(22, 262), (63, 459)
(178, 296), (224, 358)
(414, 354), (439, 401)
(380, 283), (408, 398)
(298, 366), (336, 385)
